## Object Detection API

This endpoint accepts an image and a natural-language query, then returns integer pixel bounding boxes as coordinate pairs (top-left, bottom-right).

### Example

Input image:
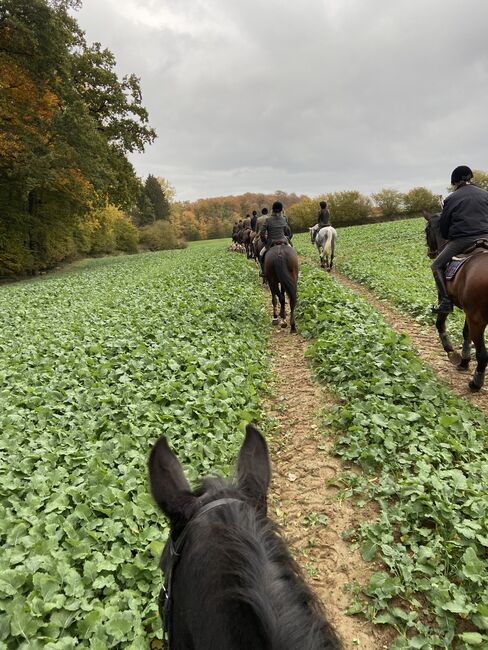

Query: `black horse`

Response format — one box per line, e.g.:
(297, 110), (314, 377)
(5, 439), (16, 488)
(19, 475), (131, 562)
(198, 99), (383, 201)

(264, 244), (299, 333)
(148, 425), (342, 650)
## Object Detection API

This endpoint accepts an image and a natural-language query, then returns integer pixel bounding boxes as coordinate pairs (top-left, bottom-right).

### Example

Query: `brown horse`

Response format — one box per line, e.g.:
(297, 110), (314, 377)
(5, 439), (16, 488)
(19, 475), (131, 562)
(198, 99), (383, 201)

(425, 214), (488, 391)
(264, 244), (299, 333)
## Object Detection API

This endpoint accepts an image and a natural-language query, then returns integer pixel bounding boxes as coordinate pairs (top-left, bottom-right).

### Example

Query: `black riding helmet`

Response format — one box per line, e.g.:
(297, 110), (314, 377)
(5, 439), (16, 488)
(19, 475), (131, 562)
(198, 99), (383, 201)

(451, 165), (473, 185)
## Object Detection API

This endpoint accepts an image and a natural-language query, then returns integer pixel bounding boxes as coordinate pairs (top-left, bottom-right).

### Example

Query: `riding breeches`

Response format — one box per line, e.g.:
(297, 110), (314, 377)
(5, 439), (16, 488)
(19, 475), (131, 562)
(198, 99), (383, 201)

(431, 236), (483, 272)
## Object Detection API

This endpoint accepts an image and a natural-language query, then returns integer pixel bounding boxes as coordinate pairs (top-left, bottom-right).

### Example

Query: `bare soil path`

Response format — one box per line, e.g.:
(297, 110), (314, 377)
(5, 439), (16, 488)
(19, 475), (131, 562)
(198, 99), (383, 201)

(332, 270), (488, 417)
(265, 320), (393, 649)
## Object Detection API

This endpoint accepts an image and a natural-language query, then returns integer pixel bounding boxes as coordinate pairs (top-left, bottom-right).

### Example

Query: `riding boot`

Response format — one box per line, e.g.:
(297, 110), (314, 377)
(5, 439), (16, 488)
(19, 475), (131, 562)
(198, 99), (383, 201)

(260, 251), (267, 278)
(431, 270), (453, 313)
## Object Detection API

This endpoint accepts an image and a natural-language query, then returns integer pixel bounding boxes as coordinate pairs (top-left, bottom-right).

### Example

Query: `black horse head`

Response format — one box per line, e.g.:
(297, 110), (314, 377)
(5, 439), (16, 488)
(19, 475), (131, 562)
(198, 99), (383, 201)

(423, 212), (445, 259)
(148, 425), (342, 650)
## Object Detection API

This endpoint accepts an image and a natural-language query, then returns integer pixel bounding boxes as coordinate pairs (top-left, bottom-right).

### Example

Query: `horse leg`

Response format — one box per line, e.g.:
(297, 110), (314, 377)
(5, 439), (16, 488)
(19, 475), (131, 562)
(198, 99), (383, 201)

(436, 313), (462, 365)
(278, 284), (287, 328)
(319, 246), (325, 268)
(289, 290), (297, 333)
(268, 279), (280, 324)
(458, 318), (471, 371)
(467, 317), (488, 391)
(329, 250), (334, 271)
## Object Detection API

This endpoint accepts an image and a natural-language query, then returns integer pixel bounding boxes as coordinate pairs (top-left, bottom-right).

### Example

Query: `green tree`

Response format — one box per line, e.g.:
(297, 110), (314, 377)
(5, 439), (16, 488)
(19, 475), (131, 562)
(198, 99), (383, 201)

(403, 187), (441, 215)
(0, 0), (155, 275)
(156, 176), (176, 203)
(472, 169), (488, 192)
(144, 174), (170, 221)
(326, 191), (372, 226)
(371, 188), (404, 217)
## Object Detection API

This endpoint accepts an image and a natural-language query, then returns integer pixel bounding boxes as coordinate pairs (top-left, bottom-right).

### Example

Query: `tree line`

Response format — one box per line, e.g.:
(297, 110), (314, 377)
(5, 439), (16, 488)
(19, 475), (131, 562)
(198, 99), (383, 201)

(3, 2), (488, 276)
(169, 170), (488, 240)
(0, 0), (156, 276)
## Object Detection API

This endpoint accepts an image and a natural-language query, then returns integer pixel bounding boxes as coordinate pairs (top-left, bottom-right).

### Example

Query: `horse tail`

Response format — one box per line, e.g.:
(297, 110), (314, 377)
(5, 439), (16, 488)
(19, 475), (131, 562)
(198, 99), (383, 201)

(275, 248), (297, 304)
(324, 227), (335, 255)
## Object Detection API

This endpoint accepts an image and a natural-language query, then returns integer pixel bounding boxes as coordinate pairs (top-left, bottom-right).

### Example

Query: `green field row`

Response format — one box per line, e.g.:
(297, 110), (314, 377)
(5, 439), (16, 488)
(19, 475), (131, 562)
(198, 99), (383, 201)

(293, 219), (465, 334)
(296, 261), (488, 648)
(0, 243), (270, 648)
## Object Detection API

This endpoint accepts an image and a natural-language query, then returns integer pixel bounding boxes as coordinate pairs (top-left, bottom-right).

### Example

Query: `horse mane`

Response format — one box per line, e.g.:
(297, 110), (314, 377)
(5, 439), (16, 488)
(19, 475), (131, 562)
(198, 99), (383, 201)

(185, 476), (341, 650)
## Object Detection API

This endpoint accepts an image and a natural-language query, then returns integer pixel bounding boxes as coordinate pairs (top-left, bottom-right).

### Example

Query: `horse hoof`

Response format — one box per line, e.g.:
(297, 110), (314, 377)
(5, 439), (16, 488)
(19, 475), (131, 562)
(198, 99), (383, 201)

(326, 268), (332, 273)
(272, 318), (279, 325)
(447, 351), (462, 366)
(469, 380), (482, 392)
(290, 327), (297, 334)
(456, 364), (470, 373)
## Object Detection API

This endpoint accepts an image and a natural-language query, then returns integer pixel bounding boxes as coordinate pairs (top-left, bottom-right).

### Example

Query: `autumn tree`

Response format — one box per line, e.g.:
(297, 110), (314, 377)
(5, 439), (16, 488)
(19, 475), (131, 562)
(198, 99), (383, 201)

(0, 0), (155, 275)
(371, 188), (404, 217)
(325, 191), (372, 226)
(472, 169), (488, 192)
(403, 187), (441, 215)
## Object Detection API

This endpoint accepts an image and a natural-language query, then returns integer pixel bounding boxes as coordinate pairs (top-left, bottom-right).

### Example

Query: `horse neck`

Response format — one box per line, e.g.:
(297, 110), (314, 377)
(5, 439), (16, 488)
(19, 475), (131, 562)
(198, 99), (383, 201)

(177, 508), (339, 650)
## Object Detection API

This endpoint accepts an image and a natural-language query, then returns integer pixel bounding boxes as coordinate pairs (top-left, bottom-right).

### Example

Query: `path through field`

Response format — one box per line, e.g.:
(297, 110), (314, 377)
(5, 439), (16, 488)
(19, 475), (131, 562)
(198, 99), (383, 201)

(333, 270), (488, 417)
(265, 317), (393, 649)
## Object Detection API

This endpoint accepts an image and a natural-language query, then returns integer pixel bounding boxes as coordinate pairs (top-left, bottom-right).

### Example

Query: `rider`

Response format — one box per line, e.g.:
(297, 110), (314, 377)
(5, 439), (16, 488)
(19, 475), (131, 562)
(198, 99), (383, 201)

(312, 200), (330, 242)
(250, 210), (258, 231)
(431, 165), (488, 313)
(242, 214), (252, 230)
(255, 208), (268, 236)
(259, 201), (292, 277)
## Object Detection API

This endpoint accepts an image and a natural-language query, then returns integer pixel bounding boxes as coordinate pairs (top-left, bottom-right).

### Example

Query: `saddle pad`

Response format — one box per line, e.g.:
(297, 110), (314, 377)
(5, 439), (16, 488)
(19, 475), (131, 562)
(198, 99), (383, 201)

(445, 257), (468, 280)
(446, 247), (488, 280)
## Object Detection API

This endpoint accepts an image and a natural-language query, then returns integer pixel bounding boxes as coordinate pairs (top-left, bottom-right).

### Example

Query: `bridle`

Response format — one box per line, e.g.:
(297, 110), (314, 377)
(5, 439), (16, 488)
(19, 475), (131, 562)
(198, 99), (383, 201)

(158, 497), (244, 647)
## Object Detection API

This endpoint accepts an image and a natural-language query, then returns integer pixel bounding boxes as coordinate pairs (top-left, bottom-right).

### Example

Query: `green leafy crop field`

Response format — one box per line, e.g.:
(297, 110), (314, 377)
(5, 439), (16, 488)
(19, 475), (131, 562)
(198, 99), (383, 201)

(0, 243), (269, 648)
(293, 219), (464, 332)
(296, 261), (488, 648)
(2, 235), (488, 649)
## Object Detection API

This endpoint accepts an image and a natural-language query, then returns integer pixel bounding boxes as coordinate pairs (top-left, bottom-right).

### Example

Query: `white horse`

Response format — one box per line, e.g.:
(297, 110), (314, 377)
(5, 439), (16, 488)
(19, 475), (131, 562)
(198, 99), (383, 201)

(309, 225), (337, 271)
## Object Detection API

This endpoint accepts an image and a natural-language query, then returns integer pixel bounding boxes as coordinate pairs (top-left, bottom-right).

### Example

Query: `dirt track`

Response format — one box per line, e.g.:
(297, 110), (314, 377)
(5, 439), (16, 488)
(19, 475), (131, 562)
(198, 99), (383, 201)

(333, 270), (488, 417)
(264, 262), (487, 650)
(266, 322), (393, 649)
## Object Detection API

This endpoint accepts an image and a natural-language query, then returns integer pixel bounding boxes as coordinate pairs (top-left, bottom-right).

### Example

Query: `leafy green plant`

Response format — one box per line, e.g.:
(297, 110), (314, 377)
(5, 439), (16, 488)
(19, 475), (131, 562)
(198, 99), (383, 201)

(0, 241), (270, 647)
(295, 262), (488, 647)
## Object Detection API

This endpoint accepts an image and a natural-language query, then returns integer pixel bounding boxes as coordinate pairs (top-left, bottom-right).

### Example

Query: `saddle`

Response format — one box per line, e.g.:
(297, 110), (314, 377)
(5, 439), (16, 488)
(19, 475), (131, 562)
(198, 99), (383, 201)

(445, 239), (488, 280)
(269, 239), (290, 248)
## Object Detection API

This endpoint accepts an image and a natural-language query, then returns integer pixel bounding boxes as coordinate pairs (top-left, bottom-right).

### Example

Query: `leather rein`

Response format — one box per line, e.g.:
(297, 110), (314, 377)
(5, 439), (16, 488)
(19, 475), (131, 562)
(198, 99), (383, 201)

(158, 497), (244, 647)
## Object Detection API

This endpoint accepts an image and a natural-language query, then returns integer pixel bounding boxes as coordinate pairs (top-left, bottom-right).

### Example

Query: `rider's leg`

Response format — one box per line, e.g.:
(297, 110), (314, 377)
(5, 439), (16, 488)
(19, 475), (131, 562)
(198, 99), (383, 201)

(430, 237), (476, 313)
(259, 247), (267, 277)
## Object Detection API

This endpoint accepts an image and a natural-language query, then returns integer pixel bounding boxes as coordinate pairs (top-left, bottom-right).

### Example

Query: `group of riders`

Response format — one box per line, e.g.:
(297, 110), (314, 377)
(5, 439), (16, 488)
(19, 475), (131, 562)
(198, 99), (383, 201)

(231, 199), (331, 278)
(231, 165), (488, 314)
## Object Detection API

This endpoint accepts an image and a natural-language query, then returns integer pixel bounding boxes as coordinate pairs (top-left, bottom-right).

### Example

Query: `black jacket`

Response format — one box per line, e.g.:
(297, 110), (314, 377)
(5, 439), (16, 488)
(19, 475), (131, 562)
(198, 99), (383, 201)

(261, 214), (291, 245)
(318, 208), (330, 226)
(440, 184), (488, 239)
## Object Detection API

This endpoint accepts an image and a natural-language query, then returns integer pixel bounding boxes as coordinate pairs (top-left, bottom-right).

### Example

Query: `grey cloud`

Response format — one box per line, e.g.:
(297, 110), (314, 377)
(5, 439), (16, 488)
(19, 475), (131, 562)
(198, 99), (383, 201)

(75, 0), (488, 200)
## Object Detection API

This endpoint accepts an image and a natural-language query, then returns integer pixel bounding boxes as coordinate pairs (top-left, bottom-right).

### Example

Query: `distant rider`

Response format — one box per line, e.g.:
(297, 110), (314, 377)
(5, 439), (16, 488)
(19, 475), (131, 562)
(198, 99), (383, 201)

(312, 200), (330, 242)
(255, 208), (268, 236)
(250, 210), (258, 231)
(431, 165), (488, 313)
(259, 201), (292, 277)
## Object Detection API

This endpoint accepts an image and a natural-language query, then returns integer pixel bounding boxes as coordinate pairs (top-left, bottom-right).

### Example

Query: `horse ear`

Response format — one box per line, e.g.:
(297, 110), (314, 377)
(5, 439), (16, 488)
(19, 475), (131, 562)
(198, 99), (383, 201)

(148, 436), (194, 520)
(236, 424), (271, 513)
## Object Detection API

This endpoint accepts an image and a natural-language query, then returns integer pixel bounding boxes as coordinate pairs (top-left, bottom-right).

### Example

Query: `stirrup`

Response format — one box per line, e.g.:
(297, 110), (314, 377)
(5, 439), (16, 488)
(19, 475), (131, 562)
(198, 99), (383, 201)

(431, 300), (453, 314)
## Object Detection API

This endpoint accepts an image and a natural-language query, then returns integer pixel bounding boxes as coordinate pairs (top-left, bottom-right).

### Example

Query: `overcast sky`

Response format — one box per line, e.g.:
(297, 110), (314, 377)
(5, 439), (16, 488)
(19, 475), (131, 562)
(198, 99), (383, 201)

(74, 0), (488, 202)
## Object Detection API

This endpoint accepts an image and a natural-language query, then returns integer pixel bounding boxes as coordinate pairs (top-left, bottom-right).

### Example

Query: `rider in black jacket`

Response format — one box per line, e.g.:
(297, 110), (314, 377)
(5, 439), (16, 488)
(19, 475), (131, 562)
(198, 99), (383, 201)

(259, 201), (292, 277)
(431, 166), (488, 313)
